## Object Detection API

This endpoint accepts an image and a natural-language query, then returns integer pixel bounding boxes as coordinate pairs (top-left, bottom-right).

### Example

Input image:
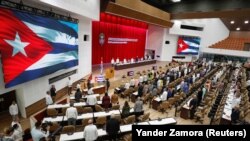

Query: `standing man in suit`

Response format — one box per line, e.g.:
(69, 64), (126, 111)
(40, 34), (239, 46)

(50, 85), (56, 103)
(189, 95), (197, 119)
(67, 77), (72, 95)
(106, 78), (110, 93)
(106, 114), (120, 141)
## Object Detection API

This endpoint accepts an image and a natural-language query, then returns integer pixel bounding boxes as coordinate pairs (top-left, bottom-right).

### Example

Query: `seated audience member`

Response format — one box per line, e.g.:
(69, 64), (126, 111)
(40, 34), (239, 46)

(74, 88), (82, 102)
(189, 95), (197, 119)
(134, 97), (144, 119)
(45, 91), (53, 106)
(83, 119), (98, 141)
(11, 117), (22, 135)
(116, 58), (120, 64)
(161, 89), (168, 101)
(123, 58), (127, 64)
(66, 103), (78, 126)
(3, 127), (14, 141)
(111, 58), (115, 65)
(87, 94), (97, 106)
(231, 105), (240, 124)
(12, 124), (23, 141)
(131, 58), (134, 63)
(122, 101), (130, 118)
(106, 114), (120, 141)
(31, 122), (50, 141)
(102, 93), (111, 110)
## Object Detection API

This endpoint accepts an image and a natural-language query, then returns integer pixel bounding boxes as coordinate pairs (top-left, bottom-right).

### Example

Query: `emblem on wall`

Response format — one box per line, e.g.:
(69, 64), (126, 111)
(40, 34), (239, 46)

(99, 33), (105, 46)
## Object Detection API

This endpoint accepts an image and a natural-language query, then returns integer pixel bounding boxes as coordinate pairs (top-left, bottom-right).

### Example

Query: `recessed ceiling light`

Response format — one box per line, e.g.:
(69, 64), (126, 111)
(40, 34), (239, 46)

(230, 21), (235, 24)
(245, 20), (249, 24)
(171, 0), (181, 3)
(236, 27), (240, 31)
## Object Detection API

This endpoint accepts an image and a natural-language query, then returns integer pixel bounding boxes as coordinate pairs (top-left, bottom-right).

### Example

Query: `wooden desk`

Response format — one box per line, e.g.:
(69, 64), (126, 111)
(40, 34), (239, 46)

(114, 60), (156, 70)
(152, 97), (161, 110)
(180, 99), (191, 119)
(83, 85), (105, 94)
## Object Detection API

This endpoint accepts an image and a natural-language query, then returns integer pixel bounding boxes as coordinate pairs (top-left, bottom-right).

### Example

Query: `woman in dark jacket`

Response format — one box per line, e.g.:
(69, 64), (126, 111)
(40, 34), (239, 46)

(102, 93), (111, 110)
(121, 101), (130, 118)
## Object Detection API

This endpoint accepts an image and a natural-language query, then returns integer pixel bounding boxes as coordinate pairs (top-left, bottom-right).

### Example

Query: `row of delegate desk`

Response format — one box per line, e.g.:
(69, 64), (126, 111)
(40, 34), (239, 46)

(59, 117), (177, 141)
(114, 60), (156, 70)
(43, 109), (135, 124)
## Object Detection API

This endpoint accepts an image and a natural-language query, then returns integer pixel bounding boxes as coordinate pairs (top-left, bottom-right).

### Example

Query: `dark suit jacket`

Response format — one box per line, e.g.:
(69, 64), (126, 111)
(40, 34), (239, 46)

(106, 118), (120, 135)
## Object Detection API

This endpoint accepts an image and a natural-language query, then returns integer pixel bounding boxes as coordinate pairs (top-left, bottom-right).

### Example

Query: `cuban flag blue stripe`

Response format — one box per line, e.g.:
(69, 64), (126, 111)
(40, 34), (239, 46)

(48, 42), (78, 54)
(59, 20), (78, 33)
(179, 52), (198, 55)
(188, 46), (199, 50)
(6, 60), (78, 88)
(13, 10), (78, 38)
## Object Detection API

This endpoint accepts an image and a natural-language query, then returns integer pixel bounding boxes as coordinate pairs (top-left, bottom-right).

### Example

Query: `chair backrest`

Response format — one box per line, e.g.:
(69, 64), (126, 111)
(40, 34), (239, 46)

(62, 125), (75, 134)
(96, 116), (107, 125)
(113, 114), (122, 123)
(82, 118), (91, 128)
(82, 107), (93, 113)
(95, 104), (104, 112)
(49, 122), (60, 133)
(47, 108), (58, 117)
(76, 106), (84, 114)
(96, 96), (101, 101)
(124, 115), (135, 124)
(111, 104), (120, 110)
(111, 94), (119, 104)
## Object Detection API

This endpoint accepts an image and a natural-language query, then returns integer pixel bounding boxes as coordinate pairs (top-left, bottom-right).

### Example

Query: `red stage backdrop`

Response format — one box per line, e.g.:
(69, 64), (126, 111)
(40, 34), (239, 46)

(92, 13), (148, 65)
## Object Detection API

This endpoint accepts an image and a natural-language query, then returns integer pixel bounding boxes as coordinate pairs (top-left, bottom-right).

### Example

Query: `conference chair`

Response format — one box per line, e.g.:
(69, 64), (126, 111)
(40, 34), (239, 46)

(158, 101), (170, 114)
(49, 122), (60, 133)
(113, 114), (122, 123)
(76, 106), (85, 114)
(95, 104), (104, 112)
(47, 108), (58, 117)
(138, 113), (150, 122)
(111, 104), (120, 110)
(95, 116), (107, 127)
(61, 125), (75, 134)
(82, 107), (93, 113)
(82, 118), (92, 128)
(123, 133), (132, 141)
(123, 115), (135, 124)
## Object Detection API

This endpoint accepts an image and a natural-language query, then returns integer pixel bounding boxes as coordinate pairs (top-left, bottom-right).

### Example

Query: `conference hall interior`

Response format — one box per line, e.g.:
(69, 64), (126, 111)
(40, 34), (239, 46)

(0, 0), (250, 141)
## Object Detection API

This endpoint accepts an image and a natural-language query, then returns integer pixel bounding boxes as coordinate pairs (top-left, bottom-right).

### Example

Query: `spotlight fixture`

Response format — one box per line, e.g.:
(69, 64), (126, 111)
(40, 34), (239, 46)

(230, 20), (234, 24)
(245, 20), (249, 24)
(171, 0), (181, 2)
(236, 27), (240, 31)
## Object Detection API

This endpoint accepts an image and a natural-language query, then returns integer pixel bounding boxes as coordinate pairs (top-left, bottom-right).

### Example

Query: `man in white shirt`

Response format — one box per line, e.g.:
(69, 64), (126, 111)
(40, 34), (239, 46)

(123, 58), (127, 64)
(87, 95), (97, 106)
(116, 58), (120, 64)
(66, 103), (78, 126)
(161, 90), (168, 101)
(124, 82), (130, 90)
(139, 74), (143, 84)
(130, 78), (135, 88)
(45, 91), (53, 106)
(11, 117), (22, 134)
(31, 122), (50, 141)
(77, 83), (82, 92)
(83, 119), (98, 141)
(67, 77), (73, 95)
(88, 88), (94, 95)
(143, 74), (148, 83)
(9, 101), (18, 120)
(131, 58), (134, 63)
(111, 58), (115, 65)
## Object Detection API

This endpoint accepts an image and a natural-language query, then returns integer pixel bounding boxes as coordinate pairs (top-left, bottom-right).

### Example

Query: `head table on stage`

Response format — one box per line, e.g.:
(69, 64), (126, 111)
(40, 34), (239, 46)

(114, 59), (156, 70)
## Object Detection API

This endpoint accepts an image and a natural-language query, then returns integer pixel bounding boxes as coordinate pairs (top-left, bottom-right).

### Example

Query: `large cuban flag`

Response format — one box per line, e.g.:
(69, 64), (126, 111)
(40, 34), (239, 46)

(177, 36), (200, 55)
(0, 8), (78, 88)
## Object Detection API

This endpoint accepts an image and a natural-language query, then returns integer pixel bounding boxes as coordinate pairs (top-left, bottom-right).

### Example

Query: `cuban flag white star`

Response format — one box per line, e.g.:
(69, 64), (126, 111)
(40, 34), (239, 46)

(179, 43), (183, 48)
(4, 32), (30, 57)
